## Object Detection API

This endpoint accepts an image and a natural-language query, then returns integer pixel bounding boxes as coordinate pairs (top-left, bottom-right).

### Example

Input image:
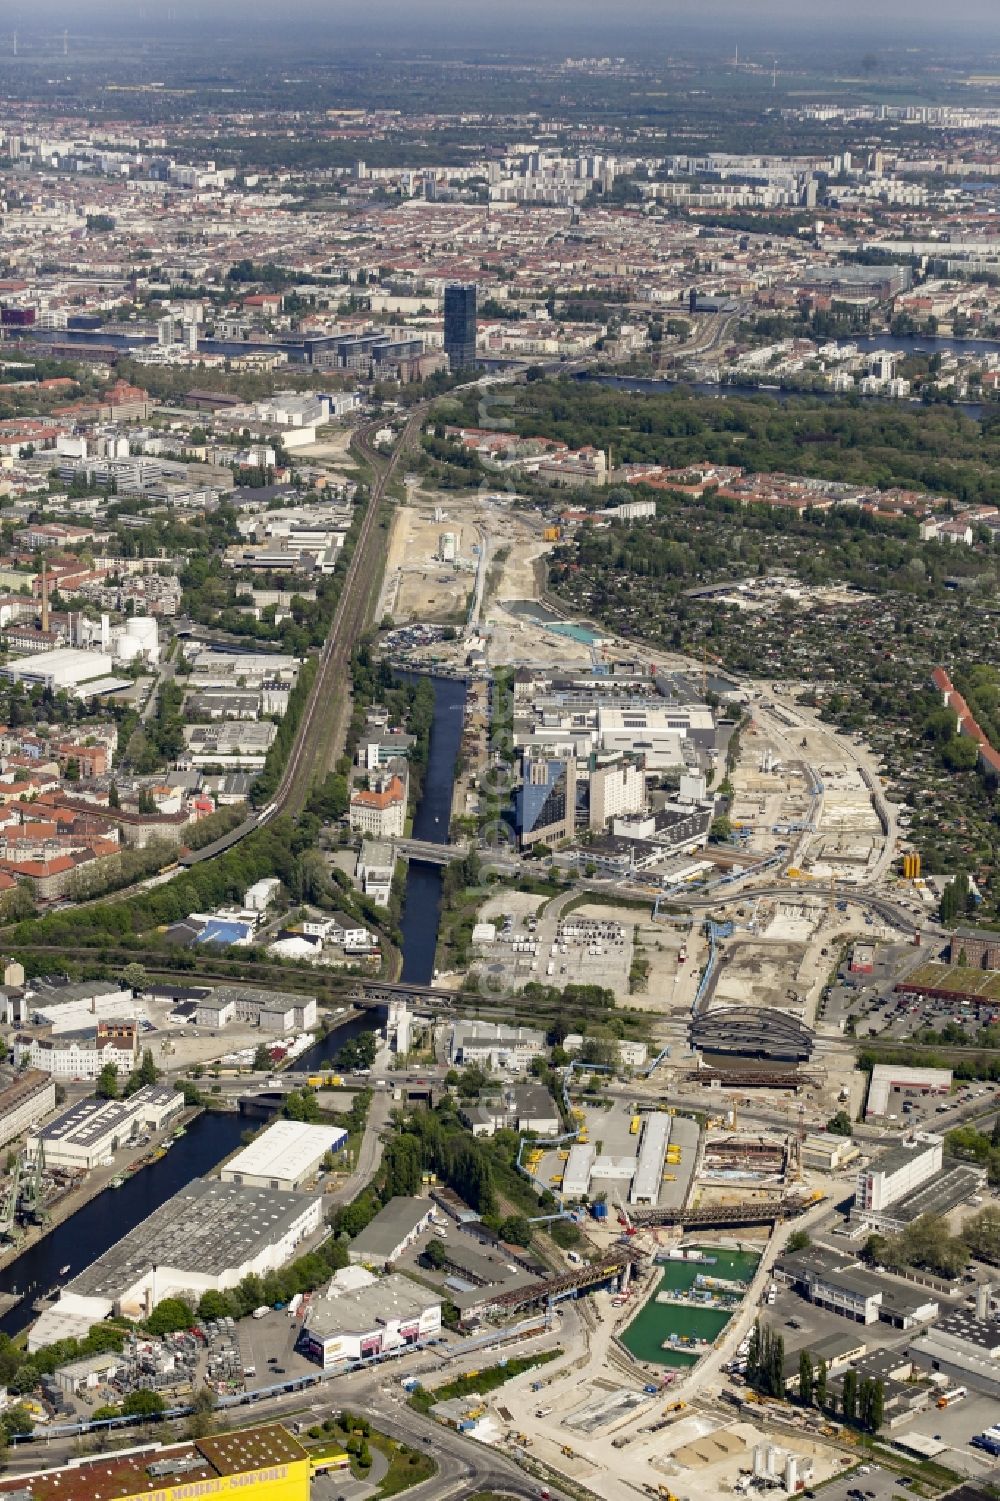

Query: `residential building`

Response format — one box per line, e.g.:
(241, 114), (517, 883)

(588, 757), (646, 830)
(349, 772), (407, 839)
(356, 839), (394, 905)
(14, 1020), (139, 1080)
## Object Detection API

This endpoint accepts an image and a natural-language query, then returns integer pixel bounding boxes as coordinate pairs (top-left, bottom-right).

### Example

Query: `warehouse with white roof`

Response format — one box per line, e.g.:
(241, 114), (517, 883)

(220, 1119), (347, 1191)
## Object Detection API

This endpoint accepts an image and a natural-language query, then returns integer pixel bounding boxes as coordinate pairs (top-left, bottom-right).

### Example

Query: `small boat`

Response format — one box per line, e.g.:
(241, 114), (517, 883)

(59, 1265), (70, 1277)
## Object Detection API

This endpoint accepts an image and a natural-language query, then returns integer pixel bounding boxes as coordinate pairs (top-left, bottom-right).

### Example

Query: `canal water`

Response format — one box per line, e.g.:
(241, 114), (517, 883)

(0, 672), (464, 1336)
(397, 673), (468, 986)
(620, 1245), (760, 1369)
(0, 1111), (247, 1336)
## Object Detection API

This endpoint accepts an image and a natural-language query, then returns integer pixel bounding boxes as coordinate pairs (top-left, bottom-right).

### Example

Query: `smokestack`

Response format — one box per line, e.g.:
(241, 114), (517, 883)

(40, 566), (49, 634)
(977, 1282), (990, 1320)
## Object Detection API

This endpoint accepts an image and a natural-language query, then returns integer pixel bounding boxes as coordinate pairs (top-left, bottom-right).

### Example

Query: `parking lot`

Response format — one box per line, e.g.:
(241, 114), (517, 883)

(893, 1392), (1000, 1477)
(472, 907), (633, 997)
(239, 1308), (317, 1390)
(812, 1464), (898, 1501)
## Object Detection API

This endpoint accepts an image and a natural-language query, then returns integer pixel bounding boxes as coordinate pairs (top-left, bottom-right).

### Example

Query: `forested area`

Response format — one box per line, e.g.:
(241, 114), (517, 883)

(455, 378), (1000, 504)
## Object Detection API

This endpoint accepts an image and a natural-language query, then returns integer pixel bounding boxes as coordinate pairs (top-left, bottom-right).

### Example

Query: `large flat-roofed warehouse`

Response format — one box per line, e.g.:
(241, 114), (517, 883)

(0, 1422), (311, 1501)
(220, 1119), (347, 1190)
(689, 1006), (814, 1063)
(28, 1085), (184, 1170)
(32, 1180), (322, 1341)
(299, 1268), (441, 1369)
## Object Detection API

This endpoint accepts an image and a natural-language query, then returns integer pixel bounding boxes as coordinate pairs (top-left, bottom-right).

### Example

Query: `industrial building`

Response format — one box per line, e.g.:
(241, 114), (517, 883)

(0, 1069), (56, 1152)
(27, 978), (135, 1033)
(1, 646), (114, 692)
(35, 1180), (322, 1340)
(801, 1133), (859, 1172)
(29, 1085), (184, 1170)
(192, 984), (318, 1032)
(688, 1006), (815, 1063)
(347, 1196), (435, 1266)
(909, 1303), (1000, 1399)
(775, 1245), (939, 1329)
(220, 1119), (347, 1190)
(630, 1112), (672, 1205)
(299, 1267), (441, 1369)
(0, 1423), (312, 1501)
(864, 1062), (952, 1119)
(449, 1019), (545, 1073)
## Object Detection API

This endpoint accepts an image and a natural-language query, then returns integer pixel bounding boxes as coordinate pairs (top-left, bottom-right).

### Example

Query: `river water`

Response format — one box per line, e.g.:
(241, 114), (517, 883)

(0, 673), (464, 1337)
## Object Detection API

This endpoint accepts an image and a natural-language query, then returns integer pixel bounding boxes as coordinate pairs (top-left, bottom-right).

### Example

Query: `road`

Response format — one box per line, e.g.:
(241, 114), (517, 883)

(327, 1088), (389, 1207)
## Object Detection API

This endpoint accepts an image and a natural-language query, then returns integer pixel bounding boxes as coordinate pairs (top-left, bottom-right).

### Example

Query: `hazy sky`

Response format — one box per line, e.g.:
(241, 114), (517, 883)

(7, 0), (1000, 47)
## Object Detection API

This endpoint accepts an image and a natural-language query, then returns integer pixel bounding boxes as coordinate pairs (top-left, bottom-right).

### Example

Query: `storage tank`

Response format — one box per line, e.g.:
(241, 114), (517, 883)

(752, 1446), (767, 1477)
(439, 531), (457, 562)
(784, 1455), (798, 1493)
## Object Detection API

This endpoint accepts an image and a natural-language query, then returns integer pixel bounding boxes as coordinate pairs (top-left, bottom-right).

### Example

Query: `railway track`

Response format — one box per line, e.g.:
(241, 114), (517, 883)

(179, 409), (423, 865)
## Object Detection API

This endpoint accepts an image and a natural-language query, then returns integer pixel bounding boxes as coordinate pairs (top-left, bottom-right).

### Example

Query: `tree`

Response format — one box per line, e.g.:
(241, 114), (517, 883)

(197, 1290), (232, 1321)
(252, 1043), (273, 1072)
(121, 962), (147, 992)
(709, 815), (733, 843)
(423, 1238), (447, 1270)
(187, 1384), (217, 1439)
(123, 1389), (166, 1418)
(499, 1214), (533, 1247)
(145, 1297), (193, 1336)
(826, 1110), (853, 1137)
(815, 1357), (827, 1410)
(137, 1048), (158, 1086)
(384, 1135), (423, 1198)
(798, 1349), (814, 1407)
(842, 1368), (858, 1423)
(96, 1062), (118, 1099)
(786, 1229), (811, 1253)
(869, 1378), (885, 1433)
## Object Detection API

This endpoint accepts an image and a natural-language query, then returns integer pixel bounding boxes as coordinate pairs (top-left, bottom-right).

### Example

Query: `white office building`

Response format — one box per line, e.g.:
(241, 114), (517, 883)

(855, 1136), (943, 1216)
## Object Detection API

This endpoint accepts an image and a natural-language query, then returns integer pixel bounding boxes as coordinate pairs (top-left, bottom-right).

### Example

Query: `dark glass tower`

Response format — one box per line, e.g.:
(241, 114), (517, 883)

(444, 282), (477, 370)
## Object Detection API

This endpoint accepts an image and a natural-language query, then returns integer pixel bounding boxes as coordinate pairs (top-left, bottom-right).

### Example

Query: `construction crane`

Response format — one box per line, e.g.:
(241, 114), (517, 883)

(18, 1141), (47, 1226)
(0, 1156), (22, 1242)
(616, 1196), (637, 1237)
